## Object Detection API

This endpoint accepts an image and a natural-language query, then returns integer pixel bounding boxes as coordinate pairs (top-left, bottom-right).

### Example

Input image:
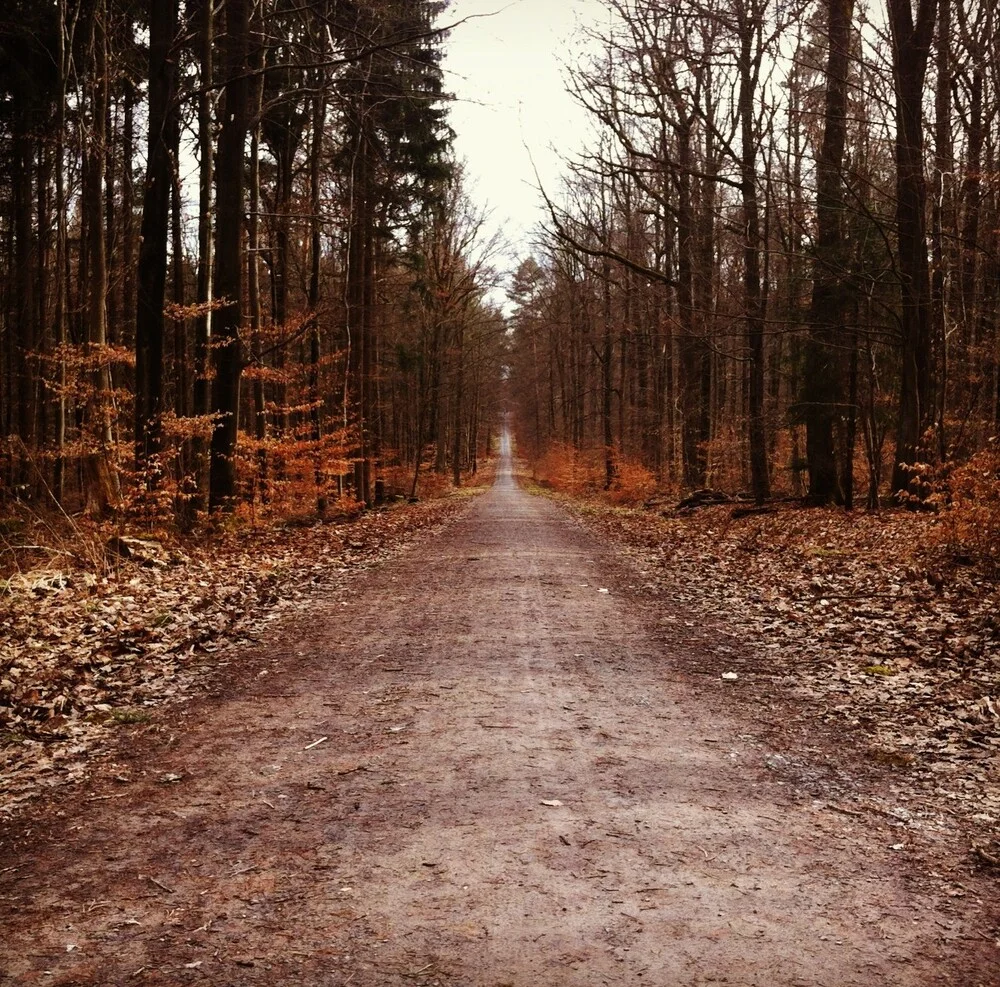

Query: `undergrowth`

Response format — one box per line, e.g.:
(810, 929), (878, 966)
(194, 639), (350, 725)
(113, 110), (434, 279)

(0, 458), (492, 586)
(929, 445), (1000, 572)
(531, 443), (664, 507)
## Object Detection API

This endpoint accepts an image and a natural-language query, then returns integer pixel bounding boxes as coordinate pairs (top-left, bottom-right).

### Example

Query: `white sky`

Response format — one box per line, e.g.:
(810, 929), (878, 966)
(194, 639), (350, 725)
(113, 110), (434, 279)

(442, 0), (605, 276)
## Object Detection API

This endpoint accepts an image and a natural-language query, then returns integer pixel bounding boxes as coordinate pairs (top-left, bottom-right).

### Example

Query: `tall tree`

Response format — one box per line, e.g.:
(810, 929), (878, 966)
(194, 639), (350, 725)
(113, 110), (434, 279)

(208, 0), (250, 510)
(191, 0), (214, 512)
(734, 0), (771, 503)
(887, 0), (937, 494)
(82, 0), (121, 514)
(134, 0), (180, 481)
(335, 0), (452, 504)
(802, 0), (855, 503)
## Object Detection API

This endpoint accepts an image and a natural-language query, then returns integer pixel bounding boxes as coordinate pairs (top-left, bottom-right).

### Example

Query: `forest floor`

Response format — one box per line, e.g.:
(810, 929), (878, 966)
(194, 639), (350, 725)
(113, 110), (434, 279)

(1, 448), (998, 985)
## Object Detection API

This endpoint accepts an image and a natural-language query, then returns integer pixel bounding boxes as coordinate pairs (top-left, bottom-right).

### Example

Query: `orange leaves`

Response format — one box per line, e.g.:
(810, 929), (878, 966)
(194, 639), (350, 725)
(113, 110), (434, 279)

(535, 443), (602, 496)
(158, 411), (215, 442)
(241, 363), (293, 384)
(41, 342), (135, 373)
(532, 443), (656, 506)
(607, 461), (658, 506)
(235, 425), (355, 519)
(929, 445), (1000, 569)
(163, 298), (227, 322)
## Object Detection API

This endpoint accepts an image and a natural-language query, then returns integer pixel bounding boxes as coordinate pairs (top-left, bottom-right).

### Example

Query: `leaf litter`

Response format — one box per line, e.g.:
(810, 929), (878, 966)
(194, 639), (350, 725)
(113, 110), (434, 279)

(566, 499), (1000, 863)
(0, 498), (466, 818)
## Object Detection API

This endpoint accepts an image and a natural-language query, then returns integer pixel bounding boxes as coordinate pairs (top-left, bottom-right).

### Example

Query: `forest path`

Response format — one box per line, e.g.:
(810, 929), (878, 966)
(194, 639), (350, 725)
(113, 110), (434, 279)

(0, 434), (984, 986)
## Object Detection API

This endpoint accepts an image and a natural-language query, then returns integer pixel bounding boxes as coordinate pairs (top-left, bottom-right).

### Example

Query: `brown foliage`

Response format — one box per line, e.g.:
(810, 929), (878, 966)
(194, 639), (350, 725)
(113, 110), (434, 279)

(930, 444), (1000, 570)
(0, 495), (470, 816)
(534, 443), (603, 497)
(606, 460), (658, 506)
(560, 494), (1000, 837)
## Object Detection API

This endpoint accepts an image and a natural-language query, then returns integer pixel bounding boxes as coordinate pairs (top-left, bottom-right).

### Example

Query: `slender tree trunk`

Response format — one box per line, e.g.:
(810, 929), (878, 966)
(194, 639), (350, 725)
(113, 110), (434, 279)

(361, 202), (375, 505)
(694, 170), (714, 485)
(247, 33), (267, 503)
(674, 119), (706, 489)
(737, 3), (770, 502)
(171, 168), (187, 438)
(309, 89), (326, 513)
(271, 132), (294, 439)
(12, 123), (35, 491)
(957, 3), (983, 386)
(602, 265), (614, 491)
(54, 0), (69, 504)
(931, 0), (951, 461)
(105, 83), (118, 347)
(452, 315), (466, 488)
(842, 322), (859, 510)
(346, 103), (373, 501)
(192, 0), (214, 512)
(135, 0), (180, 485)
(122, 83), (137, 356)
(35, 133), (54, 479)
(208, 0), (249, 510)
(888, 0), (937, 494)
(599, 180), (615, 490)
(83, 0), (120, 515)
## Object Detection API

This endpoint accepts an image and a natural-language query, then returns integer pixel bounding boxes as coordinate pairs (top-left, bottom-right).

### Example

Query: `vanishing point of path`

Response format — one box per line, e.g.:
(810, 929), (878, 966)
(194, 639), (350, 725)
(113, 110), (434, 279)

(0, 436), (990, 986)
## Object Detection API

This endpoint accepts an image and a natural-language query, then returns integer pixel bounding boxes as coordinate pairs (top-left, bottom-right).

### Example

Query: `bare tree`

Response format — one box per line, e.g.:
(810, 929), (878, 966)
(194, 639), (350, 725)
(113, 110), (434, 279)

(803, 0), (856, 504)
(887, 0), (937, 495)
(135, 0), (181, 483)
(209, 0), (251, 510)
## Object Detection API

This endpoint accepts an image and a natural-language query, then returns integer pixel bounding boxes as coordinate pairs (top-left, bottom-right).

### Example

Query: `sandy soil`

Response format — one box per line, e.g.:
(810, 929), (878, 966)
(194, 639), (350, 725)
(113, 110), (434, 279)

(1, 436), (996, 986)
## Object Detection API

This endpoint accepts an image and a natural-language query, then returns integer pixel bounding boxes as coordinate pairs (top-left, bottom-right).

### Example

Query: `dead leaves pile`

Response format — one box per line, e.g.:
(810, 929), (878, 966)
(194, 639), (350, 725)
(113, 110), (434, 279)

(574, 501), (1000, 843)
(0, 499), (465, 818)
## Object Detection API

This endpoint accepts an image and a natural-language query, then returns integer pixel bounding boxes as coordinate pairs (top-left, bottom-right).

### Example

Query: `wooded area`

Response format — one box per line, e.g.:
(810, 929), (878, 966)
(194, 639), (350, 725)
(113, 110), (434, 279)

(2, 0), (1000, 538)
(507, 0), (1000, 523)
(2, 5), (999, 962)
(0, 0), (504, 525)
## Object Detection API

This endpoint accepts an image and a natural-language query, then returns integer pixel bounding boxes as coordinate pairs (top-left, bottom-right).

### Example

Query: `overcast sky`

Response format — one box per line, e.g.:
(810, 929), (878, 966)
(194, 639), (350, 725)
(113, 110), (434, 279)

(442, 0), (605, 284)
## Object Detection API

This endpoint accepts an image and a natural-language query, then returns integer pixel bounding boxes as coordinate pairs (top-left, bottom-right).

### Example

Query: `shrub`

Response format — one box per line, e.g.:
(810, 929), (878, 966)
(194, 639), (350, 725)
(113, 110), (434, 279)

(535, 443), (602, 496)
(930, 443), (1000, 569)
(606, 460), (657, 506)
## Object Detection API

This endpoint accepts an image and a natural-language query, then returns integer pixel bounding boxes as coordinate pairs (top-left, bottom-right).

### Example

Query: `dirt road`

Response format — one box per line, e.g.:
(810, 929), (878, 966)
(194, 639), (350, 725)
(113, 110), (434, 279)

(0, 437), (993, 985)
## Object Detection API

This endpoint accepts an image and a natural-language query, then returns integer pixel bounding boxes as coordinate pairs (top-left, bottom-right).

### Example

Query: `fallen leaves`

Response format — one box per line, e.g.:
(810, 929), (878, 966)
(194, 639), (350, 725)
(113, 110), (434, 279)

(0, 498), (467, 817)
(568, 499), (1000, 842)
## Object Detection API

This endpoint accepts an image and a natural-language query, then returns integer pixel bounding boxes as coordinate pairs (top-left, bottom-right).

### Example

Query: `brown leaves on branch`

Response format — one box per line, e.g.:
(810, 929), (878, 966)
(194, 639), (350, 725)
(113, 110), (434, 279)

(163, 299), (228, 323)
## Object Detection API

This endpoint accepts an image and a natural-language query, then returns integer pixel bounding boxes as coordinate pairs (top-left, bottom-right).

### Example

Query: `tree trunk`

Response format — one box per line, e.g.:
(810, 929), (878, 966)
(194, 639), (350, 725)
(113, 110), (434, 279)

(53, 0), (69, 504)
(888, 0), (937, 495)
(192, 0), (214, 512)
(737, 2), (770, 503)
(452, 316), (466, 488)
(309, 88), (326, 513)
(122, 82), (137, 358)
(171, 166), (187, 433)
(83, 0), (120, 516)
(247, 34), (267, 503)
(208, 0), (249, 511)
(602, 262), (614, 491)
(803, 0), (854, 504)
(12, 121), (35, 491)
(931, 0), (951, 461)
(674, 120), (706, 489)
(135, 0), (179, 485)
(346, 95), (374, 503)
